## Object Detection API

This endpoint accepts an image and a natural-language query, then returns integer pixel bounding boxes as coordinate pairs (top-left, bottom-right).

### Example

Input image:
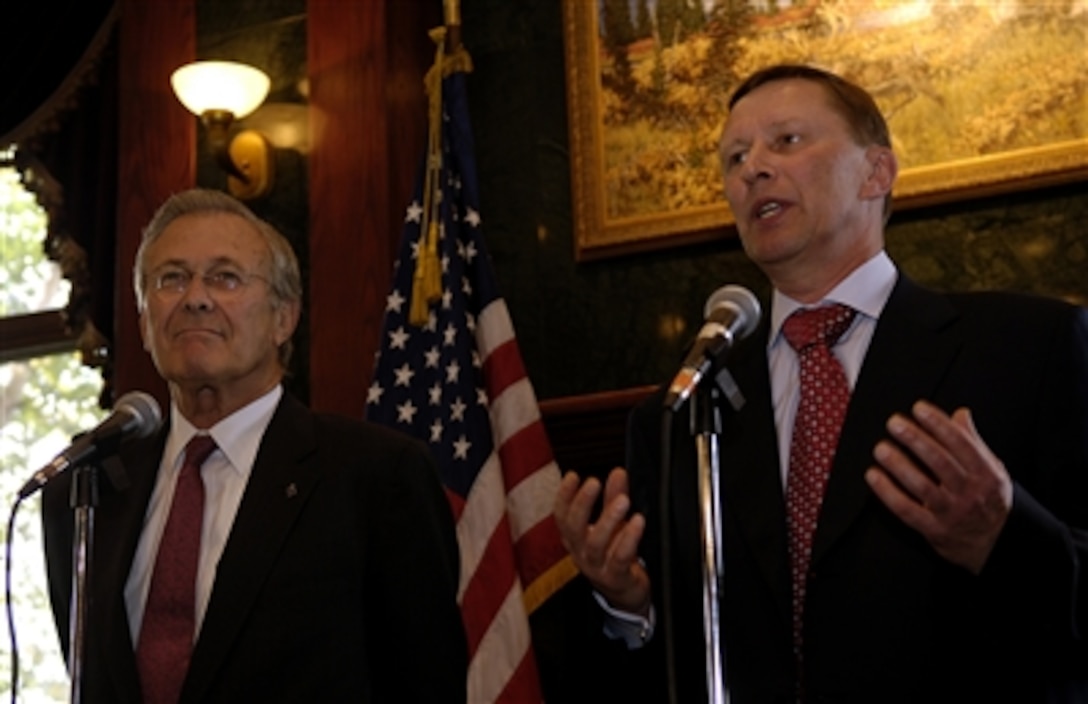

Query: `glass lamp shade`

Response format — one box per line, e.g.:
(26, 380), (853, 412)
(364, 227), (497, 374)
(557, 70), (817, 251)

(170, 61), (270, 119)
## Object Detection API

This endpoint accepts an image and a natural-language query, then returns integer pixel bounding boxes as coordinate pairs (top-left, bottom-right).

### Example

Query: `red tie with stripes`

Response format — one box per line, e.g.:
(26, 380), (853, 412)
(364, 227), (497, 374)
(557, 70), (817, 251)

(782, 304), (856, 669)
(136, 434), (217, 704)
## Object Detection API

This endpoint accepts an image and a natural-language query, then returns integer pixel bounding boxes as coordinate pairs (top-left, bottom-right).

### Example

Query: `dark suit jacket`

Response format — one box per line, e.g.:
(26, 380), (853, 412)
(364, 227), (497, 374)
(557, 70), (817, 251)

(42, 392), (468, 703)
(620, 276), (1088, 703)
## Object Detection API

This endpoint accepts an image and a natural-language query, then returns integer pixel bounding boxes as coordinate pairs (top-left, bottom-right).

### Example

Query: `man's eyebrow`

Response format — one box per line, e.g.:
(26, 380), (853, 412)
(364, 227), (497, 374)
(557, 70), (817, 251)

(150, 255), (242, 271)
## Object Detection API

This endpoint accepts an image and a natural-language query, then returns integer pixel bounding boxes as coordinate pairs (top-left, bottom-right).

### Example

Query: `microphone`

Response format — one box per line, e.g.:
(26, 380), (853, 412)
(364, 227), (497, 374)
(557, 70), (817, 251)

(664, 285), (762, 411)
(18, 391), (162, 499)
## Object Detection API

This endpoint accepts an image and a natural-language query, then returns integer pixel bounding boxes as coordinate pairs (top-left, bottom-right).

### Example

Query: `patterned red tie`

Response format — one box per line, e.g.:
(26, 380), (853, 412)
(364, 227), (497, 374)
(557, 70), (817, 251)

(782, 304), (856, 667)
(136, 434), (217, 704)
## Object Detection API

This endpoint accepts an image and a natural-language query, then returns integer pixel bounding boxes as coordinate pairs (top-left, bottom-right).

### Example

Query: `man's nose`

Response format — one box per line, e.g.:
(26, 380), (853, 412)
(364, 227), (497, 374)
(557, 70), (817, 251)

(741, 144), (775, 184)
(181, 275), (215, 310)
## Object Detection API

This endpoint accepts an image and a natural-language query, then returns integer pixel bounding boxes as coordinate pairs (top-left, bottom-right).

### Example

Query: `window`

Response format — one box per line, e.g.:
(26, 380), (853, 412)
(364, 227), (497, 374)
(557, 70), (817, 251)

(1, 161), (104, 700)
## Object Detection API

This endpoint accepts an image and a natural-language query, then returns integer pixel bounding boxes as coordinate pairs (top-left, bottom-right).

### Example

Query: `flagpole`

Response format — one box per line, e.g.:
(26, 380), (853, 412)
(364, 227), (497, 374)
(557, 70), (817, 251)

(444, 0), (462, 52)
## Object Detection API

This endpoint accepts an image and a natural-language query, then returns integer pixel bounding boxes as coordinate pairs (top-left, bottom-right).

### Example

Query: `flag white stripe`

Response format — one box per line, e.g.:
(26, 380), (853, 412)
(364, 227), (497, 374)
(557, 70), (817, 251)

(489, 377), (540, 447)
(476, 299), (515, 362)
(467, 582), (533, 704)
(506, 460), (562, 542)
(456, 450), (504, 601)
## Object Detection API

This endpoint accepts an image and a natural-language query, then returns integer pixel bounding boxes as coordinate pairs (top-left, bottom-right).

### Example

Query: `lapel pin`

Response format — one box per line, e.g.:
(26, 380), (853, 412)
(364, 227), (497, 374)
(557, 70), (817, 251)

(285, 482), (298, 499)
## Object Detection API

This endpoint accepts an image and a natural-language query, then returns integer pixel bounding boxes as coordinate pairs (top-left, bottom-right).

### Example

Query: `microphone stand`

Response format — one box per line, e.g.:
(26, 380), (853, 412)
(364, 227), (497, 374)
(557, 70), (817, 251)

(690, 366), (745, 704)
(66, 462), (100, 704)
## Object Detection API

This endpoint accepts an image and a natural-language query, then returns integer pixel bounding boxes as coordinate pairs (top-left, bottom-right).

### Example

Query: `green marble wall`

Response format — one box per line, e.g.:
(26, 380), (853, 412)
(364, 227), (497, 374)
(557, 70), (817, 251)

(461, 0), (1088, 401)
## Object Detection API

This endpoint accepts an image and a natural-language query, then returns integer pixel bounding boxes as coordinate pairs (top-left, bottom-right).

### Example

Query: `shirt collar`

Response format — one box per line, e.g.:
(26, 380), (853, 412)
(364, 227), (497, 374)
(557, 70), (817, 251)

(164, 385), (283, 478)
(769, 250), (898, 346)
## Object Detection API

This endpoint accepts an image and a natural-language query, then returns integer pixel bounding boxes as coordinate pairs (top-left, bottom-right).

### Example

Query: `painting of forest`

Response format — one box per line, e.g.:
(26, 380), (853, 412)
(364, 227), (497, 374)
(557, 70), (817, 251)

(565, 0), (1088, 257)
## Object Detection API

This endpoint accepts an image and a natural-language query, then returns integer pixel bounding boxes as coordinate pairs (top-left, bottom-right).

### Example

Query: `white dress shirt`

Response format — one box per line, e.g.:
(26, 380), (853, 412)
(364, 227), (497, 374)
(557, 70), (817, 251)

(125, 385), (282, 645)
(603, 251), (899, 648)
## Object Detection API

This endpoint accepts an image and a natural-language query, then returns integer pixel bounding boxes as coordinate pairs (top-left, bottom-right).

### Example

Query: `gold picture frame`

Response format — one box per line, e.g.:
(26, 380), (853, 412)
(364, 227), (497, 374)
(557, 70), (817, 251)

(563, 0), (1088, 261)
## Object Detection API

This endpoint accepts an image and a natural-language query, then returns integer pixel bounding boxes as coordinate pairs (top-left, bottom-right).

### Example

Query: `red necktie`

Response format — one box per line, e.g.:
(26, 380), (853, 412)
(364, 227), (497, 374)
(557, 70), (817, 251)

(136, 434), (217, 704)
(782, 304), (856, 666)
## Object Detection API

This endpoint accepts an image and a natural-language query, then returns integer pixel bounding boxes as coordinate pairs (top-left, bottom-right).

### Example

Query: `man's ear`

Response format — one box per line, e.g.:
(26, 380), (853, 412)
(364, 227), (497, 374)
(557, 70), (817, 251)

(139, 308), (151, 352)
(274, 299), (302, 346)
(860, 145), (898, 201)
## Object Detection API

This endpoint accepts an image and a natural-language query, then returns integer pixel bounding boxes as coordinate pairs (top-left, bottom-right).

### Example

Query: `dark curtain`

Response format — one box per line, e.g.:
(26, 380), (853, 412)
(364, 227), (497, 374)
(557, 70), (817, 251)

(1, 0), (121, 406)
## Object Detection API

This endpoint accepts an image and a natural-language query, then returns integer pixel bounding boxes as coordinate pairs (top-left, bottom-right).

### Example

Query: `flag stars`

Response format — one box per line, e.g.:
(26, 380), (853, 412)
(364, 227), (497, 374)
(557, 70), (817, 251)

(446, 360), (461, 384)
(405, 201), (423, 223)
(443, 323), (458, 347)
(462, 276), (473, 297)
(450, 396), (467, 421)
(396, 399), (418, 424)
(442, 288), (454, 310)
(367, 383), (384, 405)
(393, 363), (415, 387)
(452, 434), (471, 460)
(429, 419), (444, 443)
(464, 207), (481, 228)
(429, 383), (443, 406)
(424, 346), (441, 368)
(476, 387), (488, 406)
(388, 326), (410, 350)
(386, 289), (406, 314)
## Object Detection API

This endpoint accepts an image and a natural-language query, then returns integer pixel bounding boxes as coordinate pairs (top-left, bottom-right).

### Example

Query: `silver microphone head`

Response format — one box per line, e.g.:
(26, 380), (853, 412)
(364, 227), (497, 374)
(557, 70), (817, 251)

(703, 284), (762, 341)
(114, 391), (163, 438)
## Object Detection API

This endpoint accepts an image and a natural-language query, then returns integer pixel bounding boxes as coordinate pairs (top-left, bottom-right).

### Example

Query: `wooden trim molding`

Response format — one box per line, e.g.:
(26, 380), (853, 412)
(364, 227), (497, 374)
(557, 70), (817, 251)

(0, 311), (78, 364)
(539, 385), (656, 478)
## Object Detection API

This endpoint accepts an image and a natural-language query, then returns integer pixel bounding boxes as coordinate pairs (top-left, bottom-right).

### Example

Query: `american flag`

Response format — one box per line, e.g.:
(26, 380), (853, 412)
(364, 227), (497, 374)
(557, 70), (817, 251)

(365, 63), (575, 703)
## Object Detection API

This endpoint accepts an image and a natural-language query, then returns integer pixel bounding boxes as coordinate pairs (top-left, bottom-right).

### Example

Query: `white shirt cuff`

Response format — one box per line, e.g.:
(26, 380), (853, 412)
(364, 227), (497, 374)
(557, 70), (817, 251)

(594, 590), (655, 649)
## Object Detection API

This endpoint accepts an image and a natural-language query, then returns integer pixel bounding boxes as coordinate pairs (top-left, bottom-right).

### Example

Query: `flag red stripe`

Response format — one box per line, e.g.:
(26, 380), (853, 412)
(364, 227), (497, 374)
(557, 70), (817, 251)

(514, 511), (570, 588)
(495, 646), (544, 703)
(498, 420), (555, 490)
(459, 514), (518, 655)
(481, 337), (528, 400)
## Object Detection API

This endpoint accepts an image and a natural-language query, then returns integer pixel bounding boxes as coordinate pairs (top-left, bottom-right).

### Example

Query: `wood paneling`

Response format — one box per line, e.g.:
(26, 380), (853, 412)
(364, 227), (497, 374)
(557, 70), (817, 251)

(115, 0), (196, 405)
(307, 0), (437, 416)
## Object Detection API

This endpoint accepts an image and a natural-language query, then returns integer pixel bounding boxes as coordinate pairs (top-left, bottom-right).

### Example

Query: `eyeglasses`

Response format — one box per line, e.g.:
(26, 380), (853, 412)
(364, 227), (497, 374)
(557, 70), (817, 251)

(150, 266), (269, 298)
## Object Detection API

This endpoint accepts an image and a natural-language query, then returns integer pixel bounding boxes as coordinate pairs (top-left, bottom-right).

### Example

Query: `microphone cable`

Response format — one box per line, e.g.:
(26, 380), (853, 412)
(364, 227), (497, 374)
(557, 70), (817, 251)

(6, 495), (25, 704)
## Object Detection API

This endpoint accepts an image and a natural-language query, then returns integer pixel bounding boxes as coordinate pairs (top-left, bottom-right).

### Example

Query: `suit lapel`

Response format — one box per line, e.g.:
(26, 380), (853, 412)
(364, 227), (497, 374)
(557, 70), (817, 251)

(183, 394), (321, 701)
(811, 276), (963, 565)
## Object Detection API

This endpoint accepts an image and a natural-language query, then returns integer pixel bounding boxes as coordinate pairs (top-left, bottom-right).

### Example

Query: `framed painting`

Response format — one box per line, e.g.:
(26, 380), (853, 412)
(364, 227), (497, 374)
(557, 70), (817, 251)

(563, 0), (1088, 261)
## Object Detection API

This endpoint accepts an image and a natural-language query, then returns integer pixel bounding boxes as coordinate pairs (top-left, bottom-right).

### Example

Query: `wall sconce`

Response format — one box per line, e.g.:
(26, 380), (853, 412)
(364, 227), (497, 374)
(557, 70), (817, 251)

(171, 60), (274, 200)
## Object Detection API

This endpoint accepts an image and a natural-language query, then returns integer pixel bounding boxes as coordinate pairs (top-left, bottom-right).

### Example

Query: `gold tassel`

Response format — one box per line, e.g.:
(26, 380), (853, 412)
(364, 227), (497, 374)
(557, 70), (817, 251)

(410, 220), (442, 325)
(408, 26), (474, 327)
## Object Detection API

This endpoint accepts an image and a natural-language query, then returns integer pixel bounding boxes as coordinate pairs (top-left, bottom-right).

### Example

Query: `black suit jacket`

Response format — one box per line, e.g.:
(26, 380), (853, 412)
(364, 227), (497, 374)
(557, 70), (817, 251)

(42, 392), (468, 703)
(621, 276), (1088, 703)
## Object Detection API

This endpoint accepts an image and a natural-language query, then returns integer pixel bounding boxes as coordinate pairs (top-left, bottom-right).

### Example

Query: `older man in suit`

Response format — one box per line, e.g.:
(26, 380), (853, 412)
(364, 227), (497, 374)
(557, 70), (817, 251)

(42, 188), (468, 703)
(555, 65), (1088, 703)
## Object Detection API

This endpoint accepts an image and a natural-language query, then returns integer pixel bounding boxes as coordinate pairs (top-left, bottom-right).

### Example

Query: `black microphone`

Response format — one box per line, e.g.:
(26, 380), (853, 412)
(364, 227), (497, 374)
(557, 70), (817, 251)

(663, 285), (762, 411)
(18, 391), (162, 499)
